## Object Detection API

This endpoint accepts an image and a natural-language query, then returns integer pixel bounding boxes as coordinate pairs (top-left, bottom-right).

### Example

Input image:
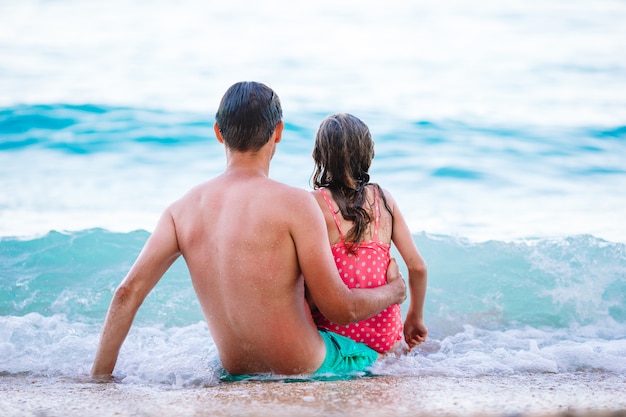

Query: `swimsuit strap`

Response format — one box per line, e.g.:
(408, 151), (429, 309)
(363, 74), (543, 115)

(320, 189), (345, 240)
(372, 185), (381, 241)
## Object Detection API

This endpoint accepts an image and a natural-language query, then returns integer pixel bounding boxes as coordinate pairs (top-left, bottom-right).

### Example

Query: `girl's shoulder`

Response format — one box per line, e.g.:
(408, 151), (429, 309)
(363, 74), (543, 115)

(367, 183), (395, 208)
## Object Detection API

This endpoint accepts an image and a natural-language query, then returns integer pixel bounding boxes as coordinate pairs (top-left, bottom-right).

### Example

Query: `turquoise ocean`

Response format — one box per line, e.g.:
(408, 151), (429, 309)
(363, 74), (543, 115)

(1, 0), (625, 389)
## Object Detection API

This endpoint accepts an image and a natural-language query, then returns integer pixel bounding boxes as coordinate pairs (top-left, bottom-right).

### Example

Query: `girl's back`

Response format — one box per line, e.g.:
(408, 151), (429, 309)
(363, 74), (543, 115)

(310, 112), (428, 353)
(311, 185), (403, 353)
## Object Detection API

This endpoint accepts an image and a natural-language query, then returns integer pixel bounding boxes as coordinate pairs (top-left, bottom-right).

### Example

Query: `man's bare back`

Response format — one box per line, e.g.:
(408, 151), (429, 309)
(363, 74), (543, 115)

(170, 168), (331, 374)
(91, 82), (405, 379)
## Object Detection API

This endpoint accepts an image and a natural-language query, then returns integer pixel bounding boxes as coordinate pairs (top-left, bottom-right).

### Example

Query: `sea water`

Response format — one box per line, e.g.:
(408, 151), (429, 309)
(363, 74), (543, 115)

(1, 229), (625, 386)
(1, 0), (625, 389)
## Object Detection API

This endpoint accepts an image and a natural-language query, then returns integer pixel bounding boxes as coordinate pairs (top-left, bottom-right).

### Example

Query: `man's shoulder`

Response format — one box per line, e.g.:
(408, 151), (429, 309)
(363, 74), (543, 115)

(167, 179), (218, 214)
(172, 181), (210, 202)
(266, 178), (311, 198)
(263, 180), (320, 214)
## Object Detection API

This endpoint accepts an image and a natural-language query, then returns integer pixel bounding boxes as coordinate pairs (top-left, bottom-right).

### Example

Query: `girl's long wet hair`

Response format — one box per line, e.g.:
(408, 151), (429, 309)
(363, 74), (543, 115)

(311, 113), (393, 250)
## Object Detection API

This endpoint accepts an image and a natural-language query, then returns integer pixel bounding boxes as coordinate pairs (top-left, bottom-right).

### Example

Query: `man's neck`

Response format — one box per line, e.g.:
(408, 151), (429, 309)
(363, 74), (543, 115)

(224, 149), (272, 178)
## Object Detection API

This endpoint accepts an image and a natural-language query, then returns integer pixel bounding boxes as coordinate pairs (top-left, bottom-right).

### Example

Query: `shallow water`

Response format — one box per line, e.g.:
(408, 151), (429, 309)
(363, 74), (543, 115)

(0, 0), (625, 410)
(1, 230), (624, 386)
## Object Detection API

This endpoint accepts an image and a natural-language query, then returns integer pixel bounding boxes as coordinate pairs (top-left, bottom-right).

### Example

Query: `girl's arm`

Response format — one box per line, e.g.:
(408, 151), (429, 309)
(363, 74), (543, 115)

(384, 188), (429, 350)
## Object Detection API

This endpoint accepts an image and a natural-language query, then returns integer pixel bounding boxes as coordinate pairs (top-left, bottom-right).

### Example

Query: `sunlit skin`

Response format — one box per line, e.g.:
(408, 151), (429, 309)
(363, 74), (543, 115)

(309, 113), (428, 352)
(312, 185), (429, 351)
(91, 121), (406, 379)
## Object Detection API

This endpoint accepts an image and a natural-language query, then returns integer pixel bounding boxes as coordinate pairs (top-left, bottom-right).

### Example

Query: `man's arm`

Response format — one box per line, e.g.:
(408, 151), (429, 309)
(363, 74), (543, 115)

(91, 210), (181, 378)
(291, 191), (406, 326)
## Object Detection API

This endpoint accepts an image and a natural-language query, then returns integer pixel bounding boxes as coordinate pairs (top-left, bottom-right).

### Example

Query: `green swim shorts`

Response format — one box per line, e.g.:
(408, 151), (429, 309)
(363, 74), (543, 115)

(314, 328), (379, 376)
(221, 329), (379, 382)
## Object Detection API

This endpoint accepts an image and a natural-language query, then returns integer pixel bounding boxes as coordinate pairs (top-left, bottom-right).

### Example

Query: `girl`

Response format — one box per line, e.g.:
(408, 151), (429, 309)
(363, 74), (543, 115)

(309, 113), (428, 354)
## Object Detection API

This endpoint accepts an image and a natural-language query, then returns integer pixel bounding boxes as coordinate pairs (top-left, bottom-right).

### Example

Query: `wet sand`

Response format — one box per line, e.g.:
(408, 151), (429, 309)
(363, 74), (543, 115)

(1, 373), (625, 417)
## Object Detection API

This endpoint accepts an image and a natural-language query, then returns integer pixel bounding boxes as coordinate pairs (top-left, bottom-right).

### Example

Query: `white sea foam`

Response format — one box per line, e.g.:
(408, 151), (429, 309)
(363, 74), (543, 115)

(0, 0), (624, 395)
(2, 313), (624, 387)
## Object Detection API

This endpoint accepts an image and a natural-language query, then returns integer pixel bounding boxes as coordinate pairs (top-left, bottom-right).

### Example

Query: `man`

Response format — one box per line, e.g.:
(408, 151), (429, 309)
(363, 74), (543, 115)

(91, 81), (406, 379)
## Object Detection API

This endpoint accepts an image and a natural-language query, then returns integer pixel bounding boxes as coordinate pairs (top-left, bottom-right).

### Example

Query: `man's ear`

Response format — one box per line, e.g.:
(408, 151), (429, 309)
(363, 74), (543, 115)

(274, 121), (284, 143)
(214, 123), (224, 144)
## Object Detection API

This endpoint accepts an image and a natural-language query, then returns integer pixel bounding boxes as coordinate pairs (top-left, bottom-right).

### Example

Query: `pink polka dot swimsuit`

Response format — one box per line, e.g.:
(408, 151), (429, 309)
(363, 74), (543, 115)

(313, 188), (403, 353)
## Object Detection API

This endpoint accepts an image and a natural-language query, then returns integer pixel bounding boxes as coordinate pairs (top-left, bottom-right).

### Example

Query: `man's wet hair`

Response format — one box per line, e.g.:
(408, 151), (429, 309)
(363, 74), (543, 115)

(215, 81), (283, 152)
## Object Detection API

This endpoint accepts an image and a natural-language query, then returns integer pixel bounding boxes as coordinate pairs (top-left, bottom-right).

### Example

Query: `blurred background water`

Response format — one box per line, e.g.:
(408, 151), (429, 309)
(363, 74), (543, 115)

(0, 0), (625, 385)
(1, 0), (625, 242)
